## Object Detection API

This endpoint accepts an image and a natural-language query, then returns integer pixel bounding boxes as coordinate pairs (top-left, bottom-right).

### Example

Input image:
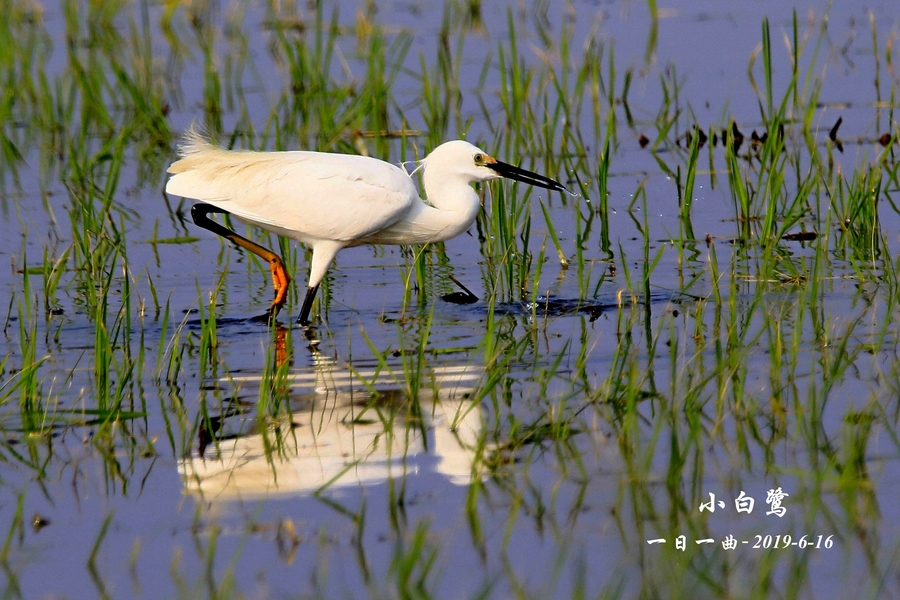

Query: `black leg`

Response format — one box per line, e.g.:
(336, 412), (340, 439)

(191, 203), (291, 317)
(297, 285), (319, 327)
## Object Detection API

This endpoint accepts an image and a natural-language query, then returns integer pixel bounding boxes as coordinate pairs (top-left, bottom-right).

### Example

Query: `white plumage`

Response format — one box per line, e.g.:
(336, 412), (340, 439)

(165, 130), (567, 325)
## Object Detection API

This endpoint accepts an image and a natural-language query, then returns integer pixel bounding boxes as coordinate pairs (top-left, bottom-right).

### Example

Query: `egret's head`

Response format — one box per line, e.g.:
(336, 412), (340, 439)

(424, 140), (568, 192)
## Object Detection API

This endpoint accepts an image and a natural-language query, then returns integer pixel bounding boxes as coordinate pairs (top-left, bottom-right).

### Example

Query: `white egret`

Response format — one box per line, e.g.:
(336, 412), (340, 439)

(165, 129), (568, 325)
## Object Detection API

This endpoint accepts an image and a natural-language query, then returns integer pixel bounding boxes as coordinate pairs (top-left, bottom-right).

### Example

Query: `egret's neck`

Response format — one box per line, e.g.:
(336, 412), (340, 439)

(422, 169), (481, 240)
(355, 170), (483, 246)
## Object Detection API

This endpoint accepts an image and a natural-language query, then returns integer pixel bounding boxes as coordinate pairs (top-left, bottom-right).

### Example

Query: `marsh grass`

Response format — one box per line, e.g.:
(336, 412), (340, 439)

(1, 1), (900, 599)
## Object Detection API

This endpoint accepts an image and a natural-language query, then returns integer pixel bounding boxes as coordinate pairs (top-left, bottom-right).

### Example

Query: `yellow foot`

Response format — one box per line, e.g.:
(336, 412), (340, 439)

(268, 255), (291, 313)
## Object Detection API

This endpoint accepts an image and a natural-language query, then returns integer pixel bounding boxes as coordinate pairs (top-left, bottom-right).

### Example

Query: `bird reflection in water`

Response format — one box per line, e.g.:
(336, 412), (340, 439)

(178, 328), (484, 502)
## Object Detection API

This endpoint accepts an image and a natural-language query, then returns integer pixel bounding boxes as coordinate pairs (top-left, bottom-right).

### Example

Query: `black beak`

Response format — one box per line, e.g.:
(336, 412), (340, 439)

(490, 160), (569, 193)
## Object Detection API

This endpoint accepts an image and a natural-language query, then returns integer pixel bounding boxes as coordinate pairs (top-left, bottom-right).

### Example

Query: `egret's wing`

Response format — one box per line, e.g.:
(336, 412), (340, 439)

(166, 143), (417, 242)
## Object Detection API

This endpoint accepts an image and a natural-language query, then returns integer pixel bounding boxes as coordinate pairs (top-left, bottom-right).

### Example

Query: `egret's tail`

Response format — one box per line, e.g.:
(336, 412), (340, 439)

(175, 124), (218, 159)
(166, 126), (237, 198)
(165, 126), (281, 205)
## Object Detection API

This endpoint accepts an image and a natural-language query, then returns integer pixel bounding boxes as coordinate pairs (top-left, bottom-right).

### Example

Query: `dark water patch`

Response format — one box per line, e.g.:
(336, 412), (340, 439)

(489, 291), (685, 320)
(182, 313), (278, 332)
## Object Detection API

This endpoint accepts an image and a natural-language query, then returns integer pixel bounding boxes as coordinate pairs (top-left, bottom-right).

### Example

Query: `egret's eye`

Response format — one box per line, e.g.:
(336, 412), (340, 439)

(474, 153), (485, 165)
